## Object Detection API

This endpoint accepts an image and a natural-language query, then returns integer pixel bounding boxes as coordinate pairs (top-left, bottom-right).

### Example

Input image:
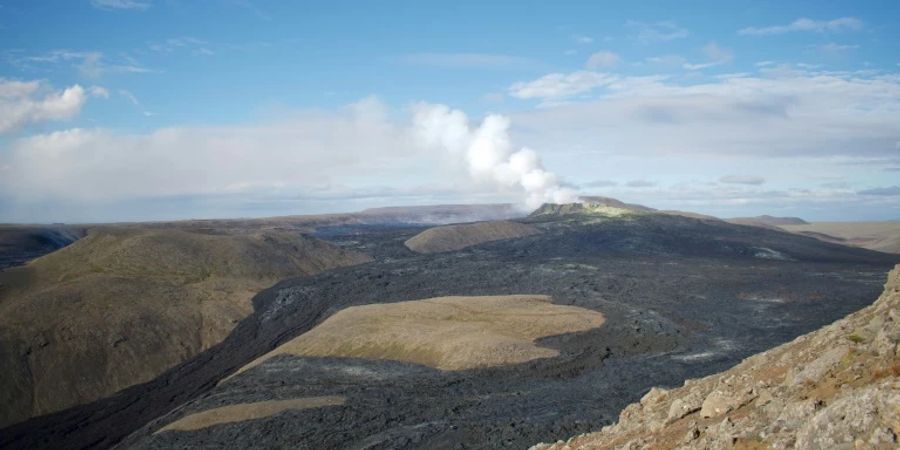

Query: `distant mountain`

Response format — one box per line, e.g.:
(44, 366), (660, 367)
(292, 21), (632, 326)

(728, 215), (810, 228)
(779, 222), (900, 255)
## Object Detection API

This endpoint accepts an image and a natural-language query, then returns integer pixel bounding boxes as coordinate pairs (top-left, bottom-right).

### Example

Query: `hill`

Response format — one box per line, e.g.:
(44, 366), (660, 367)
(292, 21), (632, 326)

(728, 215), (810, 227)
(0, 227), (371, 428)
(404, 220), (540, 253)
(780, 221), (900, 254)
(530, 196), (655, 218)
(3, 206), (897, 450)
(532, 264), (899, 450)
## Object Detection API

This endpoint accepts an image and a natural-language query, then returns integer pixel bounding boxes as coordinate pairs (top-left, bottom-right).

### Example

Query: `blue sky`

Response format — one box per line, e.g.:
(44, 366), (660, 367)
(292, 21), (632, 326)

(1, 0), (899, 222)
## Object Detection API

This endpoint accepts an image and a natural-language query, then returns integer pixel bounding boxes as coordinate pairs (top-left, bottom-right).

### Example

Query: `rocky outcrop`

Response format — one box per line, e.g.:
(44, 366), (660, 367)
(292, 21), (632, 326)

(404, 220), (539, 253)
(530, 196), (655, 218)
(532, 264), (900, 450)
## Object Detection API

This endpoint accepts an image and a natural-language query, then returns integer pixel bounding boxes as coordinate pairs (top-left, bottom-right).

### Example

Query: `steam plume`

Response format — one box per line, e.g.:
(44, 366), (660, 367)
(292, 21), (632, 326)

(412, 103), (578, 209)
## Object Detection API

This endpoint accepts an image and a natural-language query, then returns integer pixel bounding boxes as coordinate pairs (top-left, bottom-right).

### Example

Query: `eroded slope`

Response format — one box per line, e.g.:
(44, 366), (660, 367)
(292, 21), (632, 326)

(404, 220), (539, 253)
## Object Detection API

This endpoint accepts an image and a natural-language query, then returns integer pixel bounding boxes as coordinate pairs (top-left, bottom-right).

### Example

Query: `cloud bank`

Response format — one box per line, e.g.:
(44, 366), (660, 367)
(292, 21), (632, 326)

(412, 103), (577, 209)
(0, 98), (576, 219)
(739, 17), (862, 36)
(0, 80), (94, 134)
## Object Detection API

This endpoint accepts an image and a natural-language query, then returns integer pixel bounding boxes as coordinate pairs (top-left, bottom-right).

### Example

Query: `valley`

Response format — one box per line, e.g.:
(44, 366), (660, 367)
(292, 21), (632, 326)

(1, 201), (895, 449)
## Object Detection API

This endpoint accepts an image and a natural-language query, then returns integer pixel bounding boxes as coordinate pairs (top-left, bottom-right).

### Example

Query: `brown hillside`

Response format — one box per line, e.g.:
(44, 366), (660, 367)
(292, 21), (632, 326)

(233, 295), (605, 374)
(0, 228), (371, 428)
(404, 220), (540, 253)
(780, 222), (900, 254)
(532, 265), (900, 450)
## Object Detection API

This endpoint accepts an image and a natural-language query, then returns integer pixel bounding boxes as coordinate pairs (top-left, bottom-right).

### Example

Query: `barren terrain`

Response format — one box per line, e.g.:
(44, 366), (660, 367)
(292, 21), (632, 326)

(1, 206), (897, 450)
(533, 264), (899, 450)
(780, 221), (900, 254)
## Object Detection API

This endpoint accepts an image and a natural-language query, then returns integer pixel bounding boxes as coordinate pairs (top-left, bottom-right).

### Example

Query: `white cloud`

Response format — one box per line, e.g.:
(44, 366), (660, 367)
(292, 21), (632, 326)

(412, 103), (577, 208)
(0, 97), (576, 212)
(510, 69), (900, 160)
(509, 71), (617, 101)
(0, 99), (408, 203)
(858, 185), (900, 196)
(818, 43), (860, 53)
(626, 180), (656, 188)
(739, 17), (862, 36)
(89, 86), (110, 99)
(149, 37), (215, 56)
(0, 79), (88, 134)
(645, 54), (688, 67)
(117, 89), (154, 116)
(0, 97), (582, 216)
(401, 53), (535, 69)
(15, 50), (151, 79)
(90, 0), (151, 10)
(719, 175), (765, 185)
(683, 42), (734, 70)
(585, 51), (621, 69)
(573, 35), (594, 44)
(626, 21), (689, 43)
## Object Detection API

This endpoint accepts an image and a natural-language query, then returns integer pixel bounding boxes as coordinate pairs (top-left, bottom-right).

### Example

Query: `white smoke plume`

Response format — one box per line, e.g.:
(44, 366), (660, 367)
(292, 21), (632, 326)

(412, 103), (578, 209)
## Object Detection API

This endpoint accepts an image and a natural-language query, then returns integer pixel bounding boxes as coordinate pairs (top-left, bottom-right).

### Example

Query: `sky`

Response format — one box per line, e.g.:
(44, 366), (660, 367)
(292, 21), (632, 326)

(1, 0), (899, 223)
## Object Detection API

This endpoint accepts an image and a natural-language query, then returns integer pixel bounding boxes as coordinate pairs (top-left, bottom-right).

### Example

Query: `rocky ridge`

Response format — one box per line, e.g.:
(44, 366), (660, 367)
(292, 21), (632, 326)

(529, 196), (656, 218)
(531, 264), (900, 450)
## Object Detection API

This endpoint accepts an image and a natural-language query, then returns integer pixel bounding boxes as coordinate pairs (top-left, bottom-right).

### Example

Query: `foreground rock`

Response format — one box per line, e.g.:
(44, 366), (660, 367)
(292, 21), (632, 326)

(404, 220), (539, 253)
(531, 264), (900, 450)
(0, 228), (371, 428)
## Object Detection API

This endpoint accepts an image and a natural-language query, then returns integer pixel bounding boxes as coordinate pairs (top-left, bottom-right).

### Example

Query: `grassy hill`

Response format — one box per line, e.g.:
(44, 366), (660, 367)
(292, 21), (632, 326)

(0, 227), (371, 428)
